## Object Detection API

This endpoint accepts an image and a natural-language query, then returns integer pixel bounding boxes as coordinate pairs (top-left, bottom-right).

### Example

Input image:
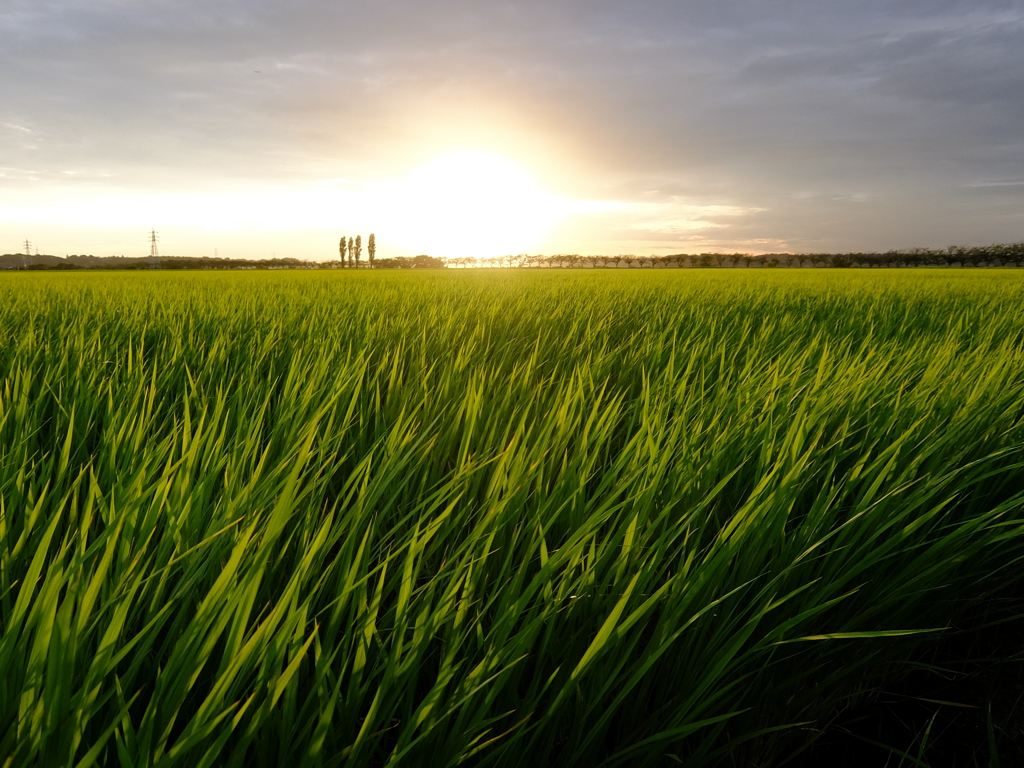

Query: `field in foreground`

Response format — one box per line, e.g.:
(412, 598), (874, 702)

(1, 270), (1023, 767)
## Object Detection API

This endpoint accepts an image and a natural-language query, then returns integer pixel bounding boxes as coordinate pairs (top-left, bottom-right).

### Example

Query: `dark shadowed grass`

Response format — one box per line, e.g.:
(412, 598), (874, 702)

(1, 269), (1023, 766)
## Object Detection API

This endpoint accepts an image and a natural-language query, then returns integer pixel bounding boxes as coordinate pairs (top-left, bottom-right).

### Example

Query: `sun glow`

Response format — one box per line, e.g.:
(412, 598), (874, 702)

(371, 150), (590, 260)
(0, 150), (619, 259)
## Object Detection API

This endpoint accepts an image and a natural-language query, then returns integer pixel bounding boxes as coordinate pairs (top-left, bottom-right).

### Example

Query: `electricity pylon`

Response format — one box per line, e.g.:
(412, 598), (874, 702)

(149, 229), (161, 269)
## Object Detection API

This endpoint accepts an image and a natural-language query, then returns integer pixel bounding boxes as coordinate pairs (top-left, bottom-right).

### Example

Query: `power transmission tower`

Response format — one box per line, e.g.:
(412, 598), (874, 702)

(149, 229), (161, 269)
(23, 238), (30, 269)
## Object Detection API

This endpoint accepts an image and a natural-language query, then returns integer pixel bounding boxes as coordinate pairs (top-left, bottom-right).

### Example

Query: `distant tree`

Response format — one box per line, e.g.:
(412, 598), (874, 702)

(354, 235), (362, 268)
(339, 236), (348, 267)
(412, 254), (445, 269)
(349, 237), (355, 268)
(367, 233), (376, 269)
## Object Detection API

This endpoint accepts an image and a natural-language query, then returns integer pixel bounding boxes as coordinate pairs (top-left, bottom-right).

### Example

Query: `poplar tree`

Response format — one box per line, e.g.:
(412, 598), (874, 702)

(368, 233), (376, 269)
(355, 235), (362, 268)
(339, 236), (347, 267)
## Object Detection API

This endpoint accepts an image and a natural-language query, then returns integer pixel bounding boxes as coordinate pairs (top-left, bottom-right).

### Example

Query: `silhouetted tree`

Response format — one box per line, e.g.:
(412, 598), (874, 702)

(348, 237), (355, 268)
(412, 254), (444, 268)
(367, 233), (376, 269)
(339, 236), (347, 267)
(355, 235), (362, 268)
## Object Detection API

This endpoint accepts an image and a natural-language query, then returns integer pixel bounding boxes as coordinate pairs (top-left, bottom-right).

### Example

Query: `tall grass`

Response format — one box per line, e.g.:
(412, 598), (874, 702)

(1, 269), (1023, 766)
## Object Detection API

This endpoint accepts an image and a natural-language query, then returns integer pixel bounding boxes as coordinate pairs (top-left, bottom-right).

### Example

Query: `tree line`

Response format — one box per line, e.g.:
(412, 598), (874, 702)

(5, 242), (1021, 272)
(339, 234), (375, 268)
(443, 243), (1024, 269)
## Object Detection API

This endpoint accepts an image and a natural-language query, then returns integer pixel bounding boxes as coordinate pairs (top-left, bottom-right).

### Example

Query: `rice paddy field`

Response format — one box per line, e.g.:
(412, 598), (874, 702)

(2, 269), (1024, 767)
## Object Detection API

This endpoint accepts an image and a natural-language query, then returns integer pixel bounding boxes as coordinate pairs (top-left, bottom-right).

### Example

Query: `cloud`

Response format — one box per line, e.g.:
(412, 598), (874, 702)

(2, 0), (1023, 255)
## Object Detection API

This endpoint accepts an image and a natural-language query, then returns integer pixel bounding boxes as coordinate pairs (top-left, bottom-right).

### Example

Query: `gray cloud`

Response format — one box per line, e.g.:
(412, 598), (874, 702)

(2, 0), (1023, 254)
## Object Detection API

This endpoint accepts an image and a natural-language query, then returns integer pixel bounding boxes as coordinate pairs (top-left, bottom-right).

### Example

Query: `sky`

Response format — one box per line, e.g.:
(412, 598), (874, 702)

(2, 0), (1022, 260)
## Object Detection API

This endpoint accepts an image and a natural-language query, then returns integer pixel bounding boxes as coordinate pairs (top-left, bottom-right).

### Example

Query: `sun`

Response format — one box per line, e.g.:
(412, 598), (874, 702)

(373, 150), (578, 261)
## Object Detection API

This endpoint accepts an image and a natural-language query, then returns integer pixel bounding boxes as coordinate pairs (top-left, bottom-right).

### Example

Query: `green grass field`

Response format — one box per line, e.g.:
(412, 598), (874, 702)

(2, 270), (1023, 767)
